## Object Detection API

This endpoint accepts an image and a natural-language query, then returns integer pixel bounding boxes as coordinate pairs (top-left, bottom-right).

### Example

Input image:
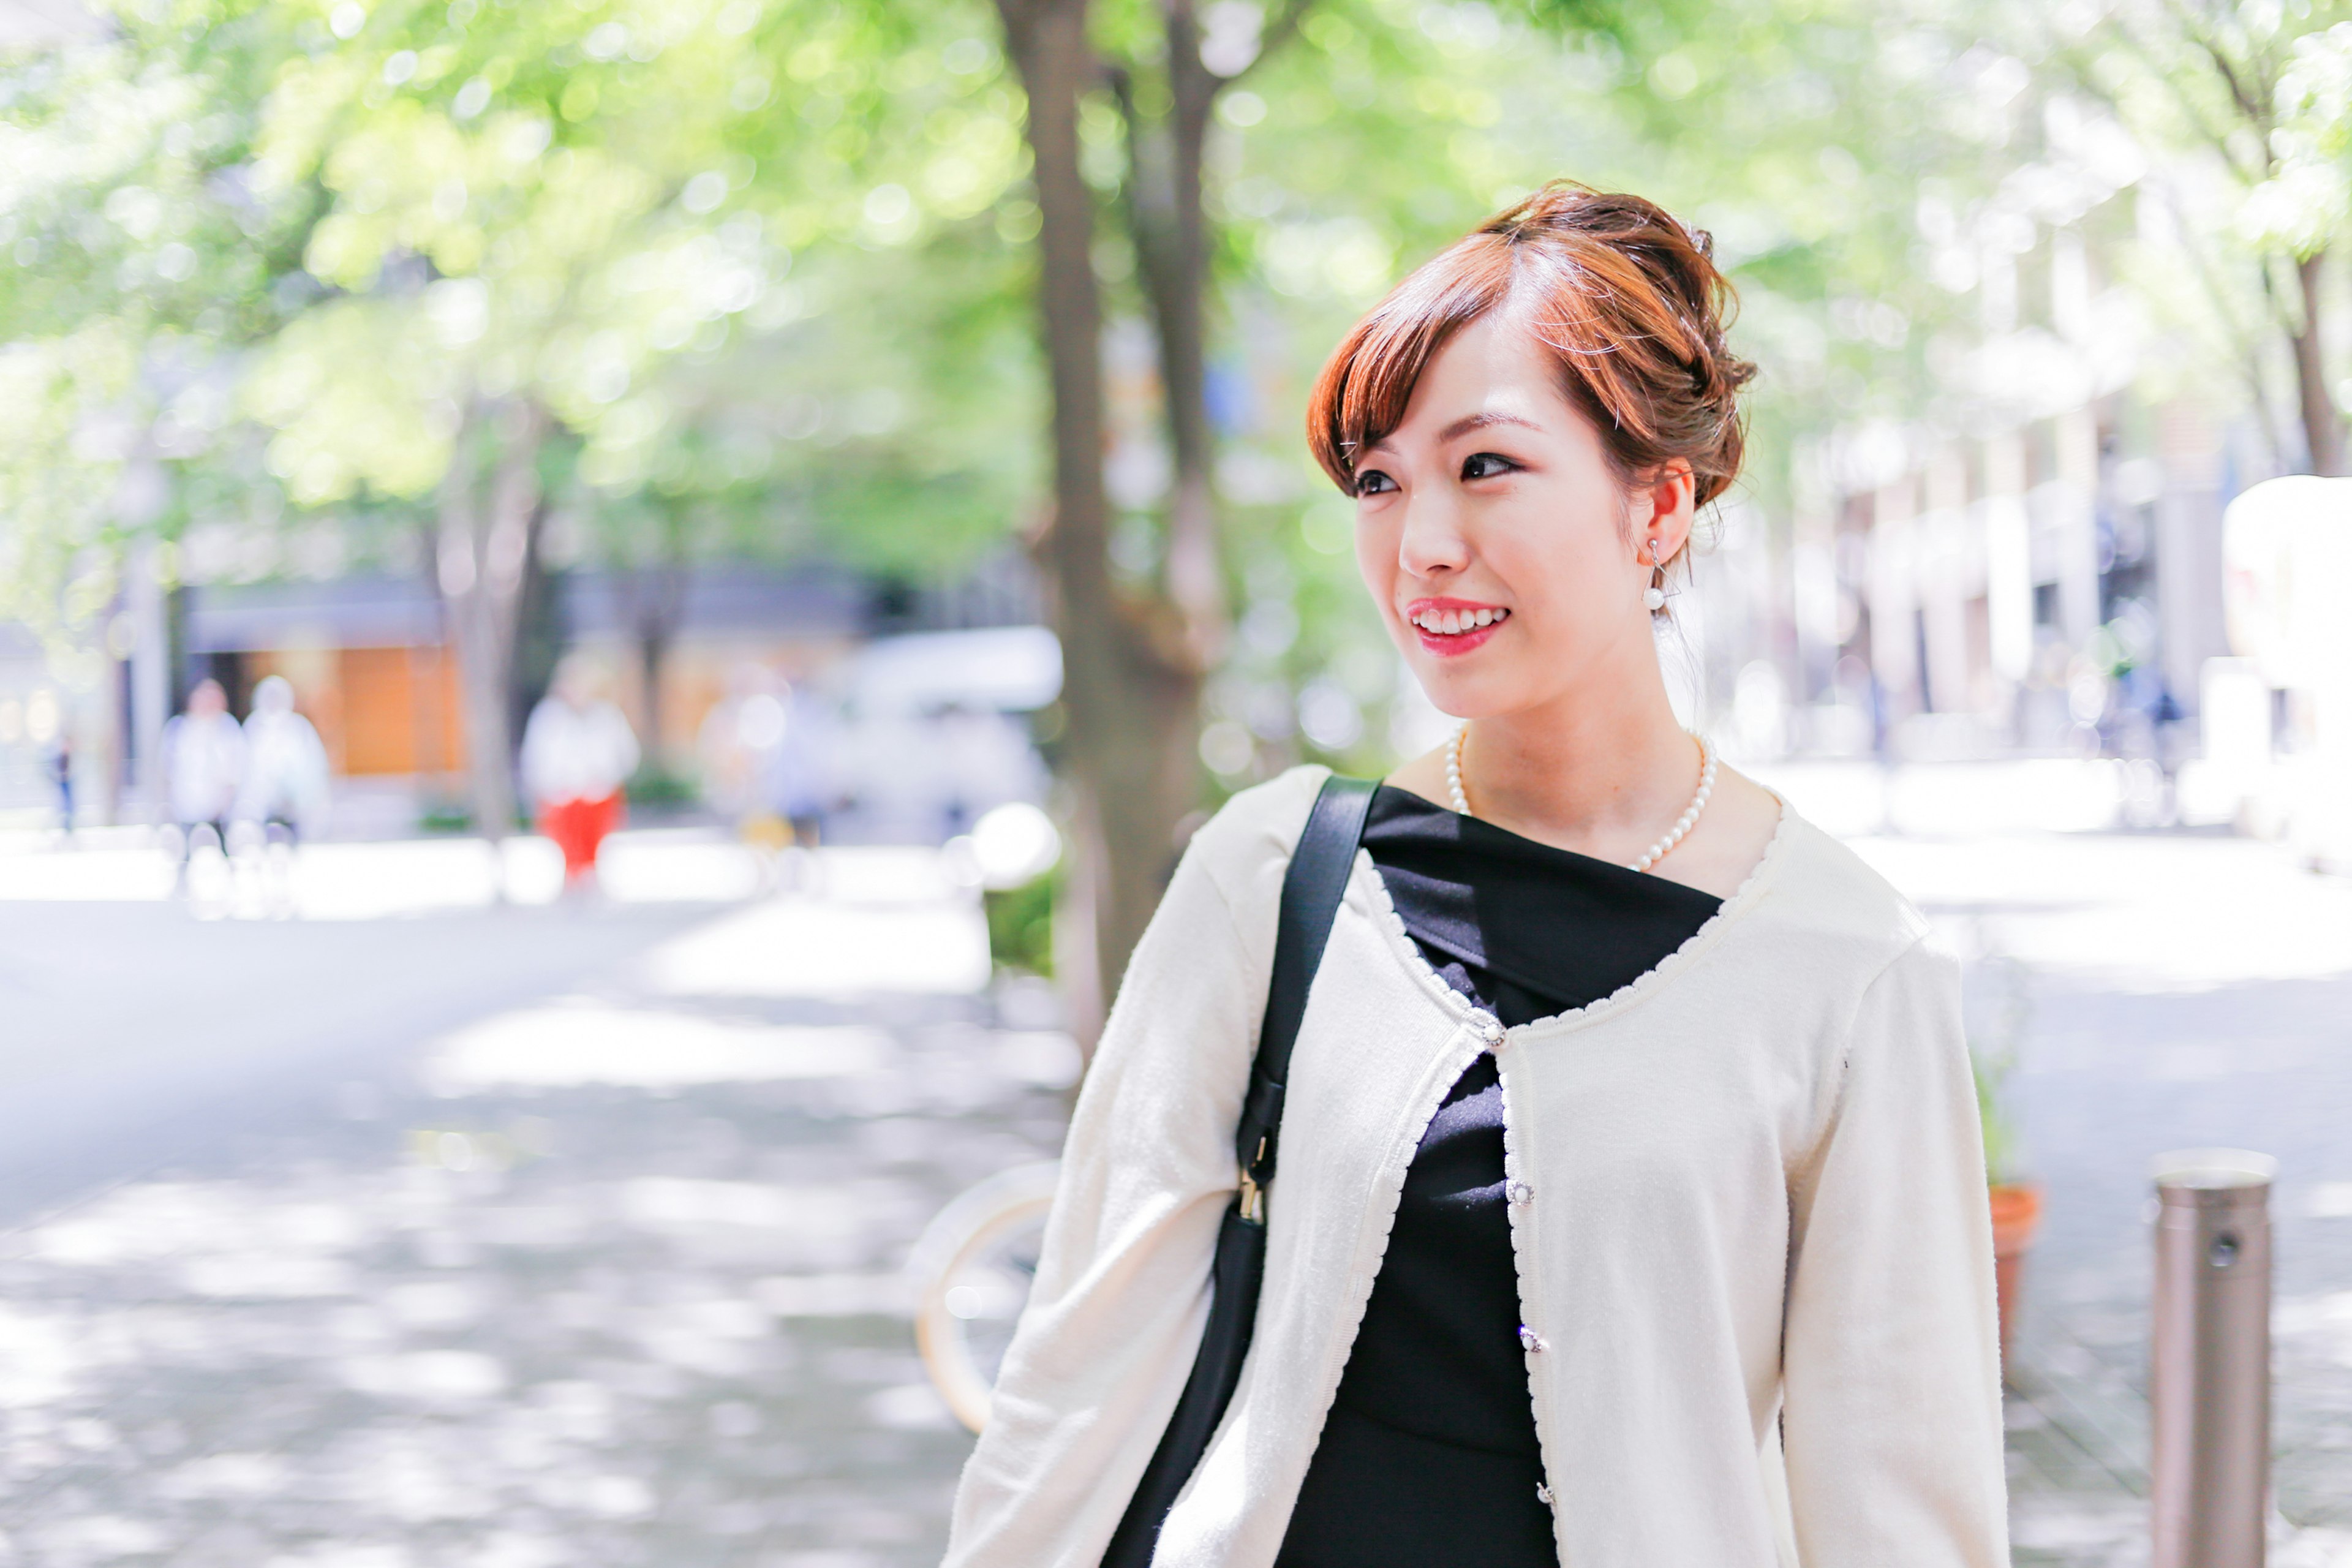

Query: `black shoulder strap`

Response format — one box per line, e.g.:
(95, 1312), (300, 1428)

(1235, 774), (1375, 1203)
(1097, 774), (1378, 1568)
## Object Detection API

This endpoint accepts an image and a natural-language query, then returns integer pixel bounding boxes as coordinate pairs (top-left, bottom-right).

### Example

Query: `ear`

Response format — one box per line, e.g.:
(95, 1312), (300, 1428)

(1635, 458), (1697, 561)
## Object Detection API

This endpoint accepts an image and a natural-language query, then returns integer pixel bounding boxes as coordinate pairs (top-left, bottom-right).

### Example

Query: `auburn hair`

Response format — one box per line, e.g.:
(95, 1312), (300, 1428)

(1306, 182), (1757, 526)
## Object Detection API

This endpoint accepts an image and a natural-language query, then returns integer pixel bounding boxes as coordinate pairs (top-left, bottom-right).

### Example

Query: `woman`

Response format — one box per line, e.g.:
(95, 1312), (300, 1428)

(519, 654), (641, 889)
(944, 184), (2006, 1567)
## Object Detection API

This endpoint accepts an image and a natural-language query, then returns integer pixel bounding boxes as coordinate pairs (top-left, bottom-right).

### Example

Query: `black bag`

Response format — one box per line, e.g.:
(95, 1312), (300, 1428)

(1101, 774), (1376, 1568)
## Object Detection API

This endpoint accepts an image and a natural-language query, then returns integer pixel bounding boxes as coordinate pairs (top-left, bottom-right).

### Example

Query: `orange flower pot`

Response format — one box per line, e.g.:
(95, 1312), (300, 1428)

(1988, 1182), (2043, 1377)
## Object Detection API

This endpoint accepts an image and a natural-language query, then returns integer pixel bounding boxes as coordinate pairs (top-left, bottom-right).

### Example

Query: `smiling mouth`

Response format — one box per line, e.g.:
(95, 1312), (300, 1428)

(1408, 606), (1510, 636)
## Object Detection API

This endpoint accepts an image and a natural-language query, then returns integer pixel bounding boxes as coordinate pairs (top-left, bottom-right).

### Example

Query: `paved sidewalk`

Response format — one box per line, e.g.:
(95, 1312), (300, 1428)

(0, 852), (1061, 1567)
(1844, 831), (2352, 1567)
(0, 824), (2345, 1564)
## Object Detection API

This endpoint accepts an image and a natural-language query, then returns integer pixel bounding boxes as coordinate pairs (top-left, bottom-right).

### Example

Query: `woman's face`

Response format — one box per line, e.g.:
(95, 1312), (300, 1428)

(1349, 312), (1691, 720)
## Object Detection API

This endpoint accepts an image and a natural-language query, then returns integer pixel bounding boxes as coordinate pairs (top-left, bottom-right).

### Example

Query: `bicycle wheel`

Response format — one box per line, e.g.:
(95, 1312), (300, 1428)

(908, 1160), (1060, 1433)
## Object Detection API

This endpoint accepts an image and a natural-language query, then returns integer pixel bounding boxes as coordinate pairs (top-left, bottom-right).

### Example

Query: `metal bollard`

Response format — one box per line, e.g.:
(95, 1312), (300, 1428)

(2150, 1148), (2277, 1568)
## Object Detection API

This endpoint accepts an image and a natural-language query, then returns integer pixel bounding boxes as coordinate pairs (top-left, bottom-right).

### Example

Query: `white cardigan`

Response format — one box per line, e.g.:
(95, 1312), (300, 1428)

(944, 766), (2008, 1568)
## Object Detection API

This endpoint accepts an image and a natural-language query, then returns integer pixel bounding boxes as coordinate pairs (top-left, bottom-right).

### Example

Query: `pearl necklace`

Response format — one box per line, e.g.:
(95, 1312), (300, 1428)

(1446, 726), (1718, 874)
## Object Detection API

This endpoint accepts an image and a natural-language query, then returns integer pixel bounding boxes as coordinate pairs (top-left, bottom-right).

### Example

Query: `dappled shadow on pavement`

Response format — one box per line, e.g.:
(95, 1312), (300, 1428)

(0, 859), (1069, 1567)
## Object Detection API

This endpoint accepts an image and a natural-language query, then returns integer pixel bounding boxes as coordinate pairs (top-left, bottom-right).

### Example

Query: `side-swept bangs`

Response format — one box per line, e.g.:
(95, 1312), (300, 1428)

(1304, 183), (1755, 509)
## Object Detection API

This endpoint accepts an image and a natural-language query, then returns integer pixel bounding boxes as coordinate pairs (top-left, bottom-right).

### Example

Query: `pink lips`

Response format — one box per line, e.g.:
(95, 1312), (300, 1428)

(1404, 598), (1510, 659)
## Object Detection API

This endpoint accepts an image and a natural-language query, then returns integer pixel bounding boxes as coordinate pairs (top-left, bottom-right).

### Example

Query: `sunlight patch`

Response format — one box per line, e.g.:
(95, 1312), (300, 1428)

(425, 1003), (891, 1093)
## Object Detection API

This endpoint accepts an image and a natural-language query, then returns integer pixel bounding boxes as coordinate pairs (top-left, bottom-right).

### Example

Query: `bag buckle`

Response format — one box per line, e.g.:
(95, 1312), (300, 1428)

(1238, 1135), (1270, 1222)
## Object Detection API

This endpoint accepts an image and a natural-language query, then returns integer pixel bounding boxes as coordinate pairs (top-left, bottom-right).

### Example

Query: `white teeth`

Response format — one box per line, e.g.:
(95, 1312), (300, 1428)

(1412, 608), (1507, 633)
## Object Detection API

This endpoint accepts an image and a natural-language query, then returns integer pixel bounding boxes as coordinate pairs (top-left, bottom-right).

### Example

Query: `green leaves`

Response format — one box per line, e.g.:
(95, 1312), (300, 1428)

(0, 0), (1049, 609)
(2247, 21), (2352, 259)
(1, 0), (2278, 674)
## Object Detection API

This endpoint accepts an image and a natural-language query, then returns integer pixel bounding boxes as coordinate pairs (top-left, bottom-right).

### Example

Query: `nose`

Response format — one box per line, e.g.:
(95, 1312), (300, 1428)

(1396, 488), (1470, 581)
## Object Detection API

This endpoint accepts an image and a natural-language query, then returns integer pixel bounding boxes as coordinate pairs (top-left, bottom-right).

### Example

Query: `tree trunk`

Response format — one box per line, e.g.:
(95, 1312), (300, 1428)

(2293, 251), (2343, 475)
(638, 619), (667, 763)
(631, 561), (688, 764)
(437, 399), (549, 862)
(507, 508), (564, 746)
(999, 0), (1205, 1047)
(1126, 0), (1227, 652)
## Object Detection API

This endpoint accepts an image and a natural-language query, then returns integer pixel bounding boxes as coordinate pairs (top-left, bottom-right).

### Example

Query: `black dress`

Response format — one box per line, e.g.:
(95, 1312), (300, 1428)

(1274, 786), (1721, 1568)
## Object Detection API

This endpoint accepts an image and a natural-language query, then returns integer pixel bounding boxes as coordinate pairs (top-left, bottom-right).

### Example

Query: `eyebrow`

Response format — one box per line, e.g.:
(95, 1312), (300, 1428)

(1363, 410), (1543, 457)
(1441, 412), (1542, 442)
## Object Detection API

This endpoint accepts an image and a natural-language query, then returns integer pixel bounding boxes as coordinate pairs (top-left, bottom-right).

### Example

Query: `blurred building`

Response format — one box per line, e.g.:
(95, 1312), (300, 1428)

(1695, 164), (2256, 785)
(1717, 396), (2236, 766)
(175, 575), (466, 778)
(167, 565), (874, 782)
(0, 549), (1054, 835)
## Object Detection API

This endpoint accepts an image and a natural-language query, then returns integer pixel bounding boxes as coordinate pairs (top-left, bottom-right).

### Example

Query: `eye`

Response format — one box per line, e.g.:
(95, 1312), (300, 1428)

(1461, 451), (1520, 481)
(1354, 467), (1398, 497)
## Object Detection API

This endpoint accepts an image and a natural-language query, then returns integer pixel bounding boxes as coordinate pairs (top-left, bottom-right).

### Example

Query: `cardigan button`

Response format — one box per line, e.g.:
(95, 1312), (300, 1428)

(1507, 1181), (1534, 1207)
(1517, 1325), (1546, 1354)
(1536, 1482), (1555, 1510)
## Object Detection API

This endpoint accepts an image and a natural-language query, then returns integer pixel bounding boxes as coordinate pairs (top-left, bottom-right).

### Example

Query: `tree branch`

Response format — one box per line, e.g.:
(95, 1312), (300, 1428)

(2192, 31), (2271, 138)
(2101, 14), (2269, 183)
(1223, 0), (1316, 87)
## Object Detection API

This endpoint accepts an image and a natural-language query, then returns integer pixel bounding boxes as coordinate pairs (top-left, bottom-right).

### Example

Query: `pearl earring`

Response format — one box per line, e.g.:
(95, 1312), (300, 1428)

(1643, 539), (1668, 611)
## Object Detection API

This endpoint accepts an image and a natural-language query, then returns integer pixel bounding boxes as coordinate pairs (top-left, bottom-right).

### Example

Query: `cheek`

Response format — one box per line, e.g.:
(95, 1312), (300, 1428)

(1499, 481), (1626, 597)
(1472, 527), (1626, 660)
(1352, 510), (1397, 605)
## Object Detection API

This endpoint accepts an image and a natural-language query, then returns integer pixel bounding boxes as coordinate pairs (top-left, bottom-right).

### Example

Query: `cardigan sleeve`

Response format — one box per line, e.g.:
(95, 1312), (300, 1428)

(1779, 936), (2010, 1568)
(941, 813), (1276, 1568)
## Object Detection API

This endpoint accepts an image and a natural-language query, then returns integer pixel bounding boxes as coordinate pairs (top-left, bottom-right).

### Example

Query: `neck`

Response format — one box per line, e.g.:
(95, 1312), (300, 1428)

(1461, 652), (1692, 842)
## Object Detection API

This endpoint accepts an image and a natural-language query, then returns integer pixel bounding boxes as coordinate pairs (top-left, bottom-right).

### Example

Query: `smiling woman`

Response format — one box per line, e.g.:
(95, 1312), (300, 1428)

(943, 184), (2007, 1568)
(1310, 184), (1777, 892)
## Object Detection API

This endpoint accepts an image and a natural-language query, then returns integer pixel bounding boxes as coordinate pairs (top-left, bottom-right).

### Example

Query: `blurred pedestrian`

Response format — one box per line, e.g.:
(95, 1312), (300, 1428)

(236, 676), (331, 843)
(44, 729), (72, 839)
(771, 679), (837, 850)
(164, 677), (245, 865)
(698, 662), (790, 850)
(519, 655), (639, 891)
(946, 185), (2005, 1568)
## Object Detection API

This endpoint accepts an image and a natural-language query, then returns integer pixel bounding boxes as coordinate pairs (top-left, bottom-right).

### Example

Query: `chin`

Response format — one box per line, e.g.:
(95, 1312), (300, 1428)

(1408, 658), (1520, 722)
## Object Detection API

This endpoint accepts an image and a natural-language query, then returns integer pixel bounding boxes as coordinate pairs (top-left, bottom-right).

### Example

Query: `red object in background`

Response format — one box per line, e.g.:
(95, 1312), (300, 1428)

(1989, 1182), (2044, 1377)
(541, 791), (624, 881)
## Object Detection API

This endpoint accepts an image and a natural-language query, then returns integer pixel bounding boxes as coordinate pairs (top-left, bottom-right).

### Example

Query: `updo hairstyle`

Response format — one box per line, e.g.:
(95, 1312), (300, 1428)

(1305, 182), (1757, 569)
